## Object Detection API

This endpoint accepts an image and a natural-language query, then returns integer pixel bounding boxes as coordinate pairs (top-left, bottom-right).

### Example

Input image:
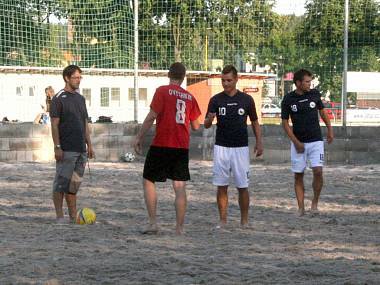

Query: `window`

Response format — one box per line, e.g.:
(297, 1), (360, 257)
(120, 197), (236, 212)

(128, 88), (135, 100)
(139, 88), (147, 101)
(128, 88), (148, 101)
(29, 86), (35, 96)
(100, 87), (109, 107)
(82, 88), (91, 107)
(111, 88), (120, 107)
(16, 86), (22, 96)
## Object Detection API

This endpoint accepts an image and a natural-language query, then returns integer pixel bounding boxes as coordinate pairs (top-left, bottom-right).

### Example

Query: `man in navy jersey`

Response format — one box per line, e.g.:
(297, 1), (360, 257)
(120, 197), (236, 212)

(281, 69), (333, 216)
(204, 65), (263, 228)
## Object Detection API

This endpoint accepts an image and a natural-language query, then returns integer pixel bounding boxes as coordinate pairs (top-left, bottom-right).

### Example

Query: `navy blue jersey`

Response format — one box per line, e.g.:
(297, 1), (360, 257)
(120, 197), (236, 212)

(206, 90), (258, 147)
(50, 89), (89, 152)
(281, 89), (324, 143)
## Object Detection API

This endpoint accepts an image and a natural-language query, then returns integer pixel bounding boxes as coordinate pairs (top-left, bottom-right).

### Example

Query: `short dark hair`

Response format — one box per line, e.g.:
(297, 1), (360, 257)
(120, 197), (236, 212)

(45, 86), (53, 93)
(168, 62), (186, 80)
(222, 65), (238, 78)
(63, 65), (82, 82)
(293, 69), (312, 84)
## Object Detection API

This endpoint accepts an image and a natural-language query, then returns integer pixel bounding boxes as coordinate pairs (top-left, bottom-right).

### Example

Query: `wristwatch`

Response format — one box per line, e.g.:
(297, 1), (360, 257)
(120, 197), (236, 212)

(55, 144), (61, 149)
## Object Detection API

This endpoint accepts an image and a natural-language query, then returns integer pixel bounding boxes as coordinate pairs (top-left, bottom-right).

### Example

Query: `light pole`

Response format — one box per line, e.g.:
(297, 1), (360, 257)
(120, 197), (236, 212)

(204, 34), (208, 71)
(342, 0), (349, 127)
(278, 55), (284, 98)
(133, 0), (139, 122)
(272, 62), (279, 98)
(204, 27), (211, 71)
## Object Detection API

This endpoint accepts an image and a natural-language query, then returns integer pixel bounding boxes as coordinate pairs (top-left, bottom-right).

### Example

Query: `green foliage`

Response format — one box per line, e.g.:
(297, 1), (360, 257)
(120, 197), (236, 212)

(257, 14), (301, 76)
(296, 0), (380, 101)
(139, 0), (276, 70)
(58, 0), (134, 68)
(0, 1), (48, 66)
(203, 0), (276, 68)
(0, 0), (379, 100)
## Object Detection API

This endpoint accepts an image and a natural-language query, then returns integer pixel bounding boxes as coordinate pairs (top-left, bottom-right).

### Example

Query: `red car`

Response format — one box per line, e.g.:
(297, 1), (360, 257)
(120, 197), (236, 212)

(323, 101), (341, 120)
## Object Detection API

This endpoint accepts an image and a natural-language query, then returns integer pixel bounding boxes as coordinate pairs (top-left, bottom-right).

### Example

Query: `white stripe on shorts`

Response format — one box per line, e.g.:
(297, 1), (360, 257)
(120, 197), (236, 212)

(213, 145), (250, 188)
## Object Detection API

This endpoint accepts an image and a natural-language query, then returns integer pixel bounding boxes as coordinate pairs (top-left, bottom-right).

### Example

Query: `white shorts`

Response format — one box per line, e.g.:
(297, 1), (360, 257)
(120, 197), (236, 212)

(291, 141), (324, 173)
(213, 145), (250, 188)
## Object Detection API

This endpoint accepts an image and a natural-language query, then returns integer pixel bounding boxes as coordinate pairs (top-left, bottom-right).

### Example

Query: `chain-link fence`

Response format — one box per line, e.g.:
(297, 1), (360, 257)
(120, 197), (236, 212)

(0, 0), (379, 124)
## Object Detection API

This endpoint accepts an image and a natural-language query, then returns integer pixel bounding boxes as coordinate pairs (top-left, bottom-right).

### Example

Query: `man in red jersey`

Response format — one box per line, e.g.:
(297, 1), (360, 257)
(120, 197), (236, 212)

(134, 62), (201, 235)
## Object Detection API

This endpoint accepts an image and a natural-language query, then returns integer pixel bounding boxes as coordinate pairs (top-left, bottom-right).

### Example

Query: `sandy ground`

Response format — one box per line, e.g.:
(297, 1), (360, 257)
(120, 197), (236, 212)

(0, 160), (379, 285)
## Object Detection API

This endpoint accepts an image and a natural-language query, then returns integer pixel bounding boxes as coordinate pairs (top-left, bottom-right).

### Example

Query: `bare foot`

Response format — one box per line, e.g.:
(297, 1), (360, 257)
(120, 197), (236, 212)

(310, 207), (319, 216)
(311, 202), (319, 215)
(56, 217), (66, 224)
(240, 223), (252, 230)
(298, 208), (306, 216)
(55, 217), (70, 225)
(175, 226), (184, 236)
(140, 224), (159, 235)
(215, 221), (227, 230)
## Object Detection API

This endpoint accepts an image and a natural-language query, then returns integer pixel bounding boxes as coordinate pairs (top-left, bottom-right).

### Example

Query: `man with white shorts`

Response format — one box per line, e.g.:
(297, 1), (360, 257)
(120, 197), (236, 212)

(204, 65), (263, 227)
(281, 69), (334, 216)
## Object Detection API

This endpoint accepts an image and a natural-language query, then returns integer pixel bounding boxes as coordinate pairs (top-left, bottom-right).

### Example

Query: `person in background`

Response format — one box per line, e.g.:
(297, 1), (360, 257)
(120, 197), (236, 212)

(45, 86), (54, 113)
(33, 86), (55, 124)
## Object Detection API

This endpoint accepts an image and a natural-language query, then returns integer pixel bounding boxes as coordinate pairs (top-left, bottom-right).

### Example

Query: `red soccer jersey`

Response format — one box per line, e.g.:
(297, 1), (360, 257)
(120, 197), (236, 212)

(150, 84), (201, 149)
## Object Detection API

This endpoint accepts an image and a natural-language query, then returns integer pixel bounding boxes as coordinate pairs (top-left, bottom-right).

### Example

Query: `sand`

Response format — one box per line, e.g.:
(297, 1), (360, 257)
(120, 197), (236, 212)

(0, 160), (379, 284)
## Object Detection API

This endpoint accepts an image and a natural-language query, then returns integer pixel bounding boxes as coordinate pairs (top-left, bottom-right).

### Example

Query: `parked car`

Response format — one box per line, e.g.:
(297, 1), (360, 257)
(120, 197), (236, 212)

(261, 103), (281, 117)
(323, 101), (341, 120)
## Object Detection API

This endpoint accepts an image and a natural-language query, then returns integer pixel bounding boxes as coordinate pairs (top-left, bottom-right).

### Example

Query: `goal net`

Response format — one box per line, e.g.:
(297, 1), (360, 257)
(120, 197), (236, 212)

(0, 0), (379, 123)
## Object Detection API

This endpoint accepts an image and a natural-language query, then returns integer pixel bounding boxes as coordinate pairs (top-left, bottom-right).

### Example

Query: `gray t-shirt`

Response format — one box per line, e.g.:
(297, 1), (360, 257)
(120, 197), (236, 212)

(50, 89), (89, 152)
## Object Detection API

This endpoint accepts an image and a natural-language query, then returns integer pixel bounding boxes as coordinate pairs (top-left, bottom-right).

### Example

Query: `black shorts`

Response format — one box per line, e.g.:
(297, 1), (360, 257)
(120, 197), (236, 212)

(143, 146), (190, 182)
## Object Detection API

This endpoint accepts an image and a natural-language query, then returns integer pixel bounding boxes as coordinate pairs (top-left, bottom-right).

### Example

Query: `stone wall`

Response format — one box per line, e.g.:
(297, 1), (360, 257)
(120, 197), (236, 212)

(0, 123), (380, 164)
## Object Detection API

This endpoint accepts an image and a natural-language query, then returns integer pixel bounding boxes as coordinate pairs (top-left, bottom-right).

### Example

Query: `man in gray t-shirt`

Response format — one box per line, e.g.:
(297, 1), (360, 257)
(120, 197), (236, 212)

(50, 65), (95, 224)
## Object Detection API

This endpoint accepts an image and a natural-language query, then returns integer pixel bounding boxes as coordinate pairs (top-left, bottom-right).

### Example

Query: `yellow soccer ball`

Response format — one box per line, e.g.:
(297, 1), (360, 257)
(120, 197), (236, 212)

(76, 208), (96, 225)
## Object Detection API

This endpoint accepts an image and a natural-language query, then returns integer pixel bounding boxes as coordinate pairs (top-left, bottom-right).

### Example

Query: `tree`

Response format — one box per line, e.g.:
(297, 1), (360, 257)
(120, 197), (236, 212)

(257, 14), (303, 97)
(296, 0), (380, 101)
(139, 0), (206, 70)
(139, 0), (278, 71)
(202, 0), (277, 70)
(0, 0), (56, 66)
(58, 0), (134, 68)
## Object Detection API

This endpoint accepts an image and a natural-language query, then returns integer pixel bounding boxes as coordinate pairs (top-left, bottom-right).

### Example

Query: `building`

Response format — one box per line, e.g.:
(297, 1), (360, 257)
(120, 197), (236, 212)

(0, 67), (168, 123)
(348, 72), (380, 108)
(187, 72), (275, 123)
(0, 67), (275, 123)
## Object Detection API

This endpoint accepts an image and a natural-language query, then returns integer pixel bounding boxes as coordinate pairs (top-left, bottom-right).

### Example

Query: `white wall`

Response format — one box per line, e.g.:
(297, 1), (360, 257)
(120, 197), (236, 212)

(347, 109), (380, 123)
(0, 73), (62, 122)
(0, 72), (178, 123)
(347, 72), (380, 93)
